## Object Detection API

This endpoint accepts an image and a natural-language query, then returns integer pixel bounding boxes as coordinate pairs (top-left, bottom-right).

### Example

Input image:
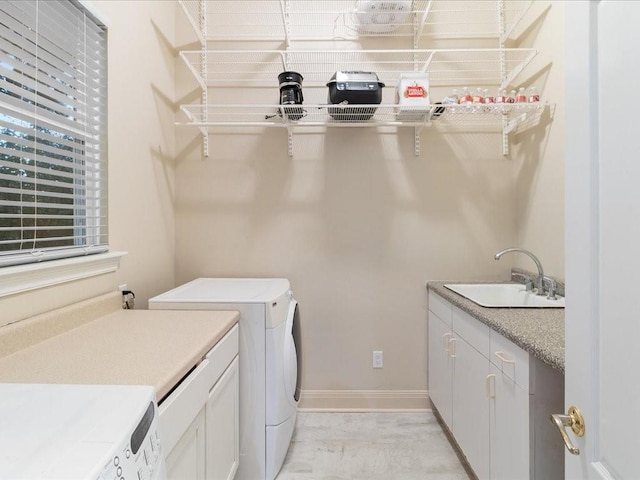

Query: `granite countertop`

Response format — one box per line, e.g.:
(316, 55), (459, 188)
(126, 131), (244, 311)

(0, 309), (239, 401)
(427, 282), (565, 373)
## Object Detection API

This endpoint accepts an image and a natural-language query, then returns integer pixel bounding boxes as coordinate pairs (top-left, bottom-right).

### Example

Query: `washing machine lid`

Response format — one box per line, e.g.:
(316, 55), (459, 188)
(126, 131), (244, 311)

(149, 278), (290, 304)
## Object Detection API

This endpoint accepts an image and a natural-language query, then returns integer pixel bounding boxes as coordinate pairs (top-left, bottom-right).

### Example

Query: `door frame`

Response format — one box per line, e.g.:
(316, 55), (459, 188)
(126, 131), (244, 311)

(564, 0), (598, 475)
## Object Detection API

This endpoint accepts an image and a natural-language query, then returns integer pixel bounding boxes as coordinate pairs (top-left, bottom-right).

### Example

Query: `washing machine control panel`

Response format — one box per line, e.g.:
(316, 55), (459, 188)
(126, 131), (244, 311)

(97, 402), (164, 480)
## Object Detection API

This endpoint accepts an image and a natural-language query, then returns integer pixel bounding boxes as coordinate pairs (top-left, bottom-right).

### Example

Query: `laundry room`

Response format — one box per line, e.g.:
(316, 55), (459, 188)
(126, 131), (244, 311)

(0, 0), (597, 479)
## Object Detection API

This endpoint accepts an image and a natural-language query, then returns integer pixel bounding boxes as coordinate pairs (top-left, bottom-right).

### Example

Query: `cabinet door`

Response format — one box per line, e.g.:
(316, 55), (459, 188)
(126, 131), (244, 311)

(489, 363), (530, 480)
(452, 335), (490, 480)
(165, 407), (206, 480)
(205, 356), (240, 480)
(428, 311), (453, 427)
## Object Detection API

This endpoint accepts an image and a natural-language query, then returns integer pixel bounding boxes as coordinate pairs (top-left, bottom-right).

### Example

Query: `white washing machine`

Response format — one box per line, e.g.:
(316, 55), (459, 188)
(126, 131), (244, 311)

(149, 278), (301, 480)
(0, 384), (165, 480)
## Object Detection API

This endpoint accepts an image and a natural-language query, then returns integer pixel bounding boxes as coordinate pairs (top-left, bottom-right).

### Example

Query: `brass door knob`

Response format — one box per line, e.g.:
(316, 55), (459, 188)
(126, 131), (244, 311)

(550, 406), (585, 455)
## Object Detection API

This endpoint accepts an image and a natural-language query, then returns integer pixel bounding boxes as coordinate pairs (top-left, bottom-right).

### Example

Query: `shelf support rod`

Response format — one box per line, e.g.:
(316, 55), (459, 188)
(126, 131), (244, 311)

(413, 5), (418, 51)
(180, 52), (207, 91)
(501, 49), (538, 90)
(498, 0), (509, 156)
(501, 115), (509, 156)
(420, 51), (436, 74)
(414, 0), (434, 44)
(286, 126), (293, 157)
(279, 50), (291, 73)
(412, 2), (431, 157)
(178, 0), (205, 46)
(414, 127), (423, 157)
(498, 0), (507, 81)
(279, 0), (290, 49)
(500, 0), (533, 44)
(200, 0), (209, 157)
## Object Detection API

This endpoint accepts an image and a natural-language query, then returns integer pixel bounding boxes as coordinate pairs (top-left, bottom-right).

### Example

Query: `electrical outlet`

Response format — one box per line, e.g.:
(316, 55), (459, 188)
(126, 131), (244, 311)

(373, 350), (383, 369)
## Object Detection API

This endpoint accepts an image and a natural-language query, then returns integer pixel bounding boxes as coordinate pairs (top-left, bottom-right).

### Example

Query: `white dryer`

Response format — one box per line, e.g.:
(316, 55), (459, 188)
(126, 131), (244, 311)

(149, 278), (301, 480)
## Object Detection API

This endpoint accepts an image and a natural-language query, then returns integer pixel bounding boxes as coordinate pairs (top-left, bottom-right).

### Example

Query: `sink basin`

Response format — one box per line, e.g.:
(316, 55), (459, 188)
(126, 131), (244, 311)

(444, 283), (565, 308)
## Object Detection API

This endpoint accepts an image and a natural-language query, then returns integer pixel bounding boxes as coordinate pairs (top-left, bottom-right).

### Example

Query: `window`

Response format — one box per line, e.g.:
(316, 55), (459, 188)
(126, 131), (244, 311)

(0, 0), (107, 268)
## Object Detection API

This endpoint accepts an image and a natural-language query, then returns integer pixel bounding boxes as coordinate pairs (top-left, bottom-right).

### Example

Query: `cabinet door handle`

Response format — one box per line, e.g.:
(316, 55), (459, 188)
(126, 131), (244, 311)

(486, 374), (496, 399)
(443, 333), (451, 353)
(448, 338), (456, 358)
(494, 351), (515, 364)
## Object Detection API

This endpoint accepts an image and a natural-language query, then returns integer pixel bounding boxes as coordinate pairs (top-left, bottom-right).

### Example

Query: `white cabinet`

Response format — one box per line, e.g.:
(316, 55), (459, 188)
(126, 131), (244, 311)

(427, 291), (563, 480)
(166, 408), (206, 480)
(205, 356), (240, 480)
(488, 321), (531, 480)
(429, 292), (491, 477)
(489, 363), (529, 479)
(427, 292), (454, 427)
(160, 325), (240, 480)
(451, 309), (491, 480)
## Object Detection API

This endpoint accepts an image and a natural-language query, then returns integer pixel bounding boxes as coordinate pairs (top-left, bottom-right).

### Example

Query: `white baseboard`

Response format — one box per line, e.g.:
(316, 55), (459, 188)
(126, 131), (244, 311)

(298, 389), (430, 412)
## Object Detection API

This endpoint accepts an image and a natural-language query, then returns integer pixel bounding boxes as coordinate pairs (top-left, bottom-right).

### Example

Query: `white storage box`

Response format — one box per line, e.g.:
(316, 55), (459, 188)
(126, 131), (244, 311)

(395, 72), (431, 120)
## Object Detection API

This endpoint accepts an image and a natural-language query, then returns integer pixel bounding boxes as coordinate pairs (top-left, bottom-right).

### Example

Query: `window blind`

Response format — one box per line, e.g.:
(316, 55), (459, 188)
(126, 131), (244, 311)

(0, 0), (108, 267)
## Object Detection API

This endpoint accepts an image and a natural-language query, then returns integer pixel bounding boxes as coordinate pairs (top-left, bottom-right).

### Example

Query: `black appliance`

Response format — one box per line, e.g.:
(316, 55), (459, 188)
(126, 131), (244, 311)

(326, 71), (385, 121)
(278, 71), (304, 121)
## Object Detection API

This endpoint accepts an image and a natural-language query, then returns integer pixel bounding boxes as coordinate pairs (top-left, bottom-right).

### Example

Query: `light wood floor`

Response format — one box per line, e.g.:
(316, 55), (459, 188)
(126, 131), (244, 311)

(276, 411), (472, 480)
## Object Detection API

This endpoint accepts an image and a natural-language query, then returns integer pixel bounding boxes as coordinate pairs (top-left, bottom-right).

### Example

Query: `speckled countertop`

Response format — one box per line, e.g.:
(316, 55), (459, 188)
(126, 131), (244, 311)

(0, 309), (239, 401)
(427, 282), (565, 373)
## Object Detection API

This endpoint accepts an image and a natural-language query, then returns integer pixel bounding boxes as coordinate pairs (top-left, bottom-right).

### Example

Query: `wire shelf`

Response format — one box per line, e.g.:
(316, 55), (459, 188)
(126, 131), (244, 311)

(431, 102), (548, 132)
(178, 0), (206, 44)
(176, 0), (545, 156)
(178, 102), (548, 130)
(180, 48), (537, 90)
(178, 1), (533, 42)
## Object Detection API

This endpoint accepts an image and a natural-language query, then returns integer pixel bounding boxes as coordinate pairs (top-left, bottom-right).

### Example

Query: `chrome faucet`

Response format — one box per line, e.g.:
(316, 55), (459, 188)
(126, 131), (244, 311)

(494, 247), (545, 296)
(543, 275), (558, 300)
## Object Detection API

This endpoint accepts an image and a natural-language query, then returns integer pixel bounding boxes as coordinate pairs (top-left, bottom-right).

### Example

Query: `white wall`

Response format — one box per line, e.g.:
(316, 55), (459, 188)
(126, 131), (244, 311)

(512, 1), (565, 278)
(0, 1), (177, 325)
(175, 127), (517, 401)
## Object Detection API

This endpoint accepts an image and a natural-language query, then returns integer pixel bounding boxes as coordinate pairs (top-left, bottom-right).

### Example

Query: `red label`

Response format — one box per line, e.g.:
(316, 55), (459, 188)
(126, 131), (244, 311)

(404, 85), (427, 98)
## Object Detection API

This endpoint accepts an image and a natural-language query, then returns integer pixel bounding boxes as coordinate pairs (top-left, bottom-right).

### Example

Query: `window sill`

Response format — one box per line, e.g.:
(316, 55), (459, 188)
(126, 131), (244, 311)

(0, 251), (127, 298)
